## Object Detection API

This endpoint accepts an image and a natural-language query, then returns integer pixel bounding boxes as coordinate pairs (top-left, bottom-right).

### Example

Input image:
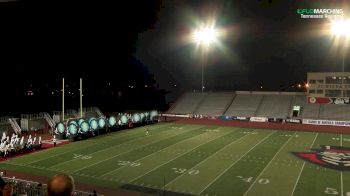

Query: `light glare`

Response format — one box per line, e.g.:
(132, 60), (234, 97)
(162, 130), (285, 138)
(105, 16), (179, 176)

(331, 19), (350, 37)
(193, 28), (217, 45)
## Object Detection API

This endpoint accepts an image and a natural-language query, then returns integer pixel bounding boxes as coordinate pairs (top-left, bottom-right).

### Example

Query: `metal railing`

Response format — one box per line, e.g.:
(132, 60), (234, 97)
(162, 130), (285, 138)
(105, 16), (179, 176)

(8, 118), (21, 134)
(93, 107), (105, 118)
(40, 112), (56, 129)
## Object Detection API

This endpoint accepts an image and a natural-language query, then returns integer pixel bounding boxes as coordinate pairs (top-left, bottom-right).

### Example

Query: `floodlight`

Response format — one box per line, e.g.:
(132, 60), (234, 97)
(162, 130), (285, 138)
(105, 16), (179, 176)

(331, 19), (350, 37)
(193, 27), (217, 45)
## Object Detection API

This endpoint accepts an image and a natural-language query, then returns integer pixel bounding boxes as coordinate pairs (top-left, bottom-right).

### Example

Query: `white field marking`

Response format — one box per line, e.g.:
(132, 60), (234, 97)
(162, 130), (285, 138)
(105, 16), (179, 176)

(71, 126), (205, 174)
(24, 143), (96, 165)
(3, 162), (62, 174)
(163, 132), (252, 187)
(48, 125), (186, 168)
(198, 131), (276, 195)
(82, 123), (170, 143)
(243, 132), (297, 196)
(341, 134), (343, 146)
(99, 127), (231, 178)
(24, 124), (170, 166)
(290, 133), (319, 196)
(341, 134), (343, 196)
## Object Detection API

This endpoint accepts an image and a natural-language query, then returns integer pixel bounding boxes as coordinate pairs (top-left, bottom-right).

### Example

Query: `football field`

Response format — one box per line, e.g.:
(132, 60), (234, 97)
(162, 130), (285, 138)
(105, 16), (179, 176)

(0, 123), (349, 196)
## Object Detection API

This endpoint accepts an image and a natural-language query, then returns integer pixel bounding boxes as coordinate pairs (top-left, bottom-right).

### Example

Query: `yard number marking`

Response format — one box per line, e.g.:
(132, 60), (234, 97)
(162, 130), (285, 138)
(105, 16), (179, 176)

(324, 187), (350, 195)
(172, 168), (199, 175)
(240, 132), (258, 135)
(280, 134), (293, 137)
(236, 176), (270, 185)
(204, 129), (219, 132)
(73, 154), (92, 160)
(118, 161), (141, 167)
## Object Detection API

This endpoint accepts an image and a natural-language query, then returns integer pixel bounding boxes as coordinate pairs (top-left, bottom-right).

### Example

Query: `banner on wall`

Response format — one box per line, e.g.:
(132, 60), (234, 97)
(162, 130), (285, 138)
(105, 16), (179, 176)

(161, 114), (190, 118)
(285, 119), (302, 124)
(307, 97), (350, 104)
(302, 119), (350, 127)
(250, 117), (268, 122)
(236, 116), (249, 121)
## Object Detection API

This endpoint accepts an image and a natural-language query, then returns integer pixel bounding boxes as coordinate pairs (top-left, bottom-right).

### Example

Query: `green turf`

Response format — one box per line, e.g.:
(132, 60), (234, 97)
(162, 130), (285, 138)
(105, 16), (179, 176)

(0, 123), (349, 196)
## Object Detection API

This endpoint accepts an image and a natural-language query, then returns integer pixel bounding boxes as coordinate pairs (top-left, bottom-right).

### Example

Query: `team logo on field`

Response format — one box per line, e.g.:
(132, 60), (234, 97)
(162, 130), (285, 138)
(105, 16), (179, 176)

(294, 145), (350, 171)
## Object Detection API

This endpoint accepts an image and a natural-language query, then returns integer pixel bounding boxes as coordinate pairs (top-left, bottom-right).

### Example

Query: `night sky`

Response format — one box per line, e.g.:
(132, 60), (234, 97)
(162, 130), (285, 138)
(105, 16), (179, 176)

(0, 0), (349, 114)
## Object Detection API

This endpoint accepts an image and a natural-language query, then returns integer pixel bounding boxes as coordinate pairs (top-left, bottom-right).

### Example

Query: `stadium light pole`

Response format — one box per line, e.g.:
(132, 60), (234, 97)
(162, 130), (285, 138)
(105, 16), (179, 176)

(193, 27), (218, 93)
(80, 78), (83, 118)
(62, 78), (65, 121)
(331, 18), (350, 96)
(331, 19), (350, 72)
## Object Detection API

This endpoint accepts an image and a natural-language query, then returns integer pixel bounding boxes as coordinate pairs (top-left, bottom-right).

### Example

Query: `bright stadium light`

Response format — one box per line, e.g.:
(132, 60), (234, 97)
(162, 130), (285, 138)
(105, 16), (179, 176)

(330, 18), (350, 86)
(331, 19), (350, 37)
(193, 27), (218, 45)
(192, 25), (219, 93)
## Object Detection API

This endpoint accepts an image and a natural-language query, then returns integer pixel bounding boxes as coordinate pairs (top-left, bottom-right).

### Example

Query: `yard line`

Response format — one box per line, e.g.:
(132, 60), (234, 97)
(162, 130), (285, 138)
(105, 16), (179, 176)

(73, 126), (207, 174)
(243, 132), (296, 196)
(290, 133), (319, 196)
(341, 172), (343, 196)
(24, 143), (96, 165)
(341, 134), (343, 196)
(24, 124), (166, 166)
(163, 132), (252, 187)
(99, 128), (229, 178)
(48, 124), (184, 168)
(198, 131), (276, 195)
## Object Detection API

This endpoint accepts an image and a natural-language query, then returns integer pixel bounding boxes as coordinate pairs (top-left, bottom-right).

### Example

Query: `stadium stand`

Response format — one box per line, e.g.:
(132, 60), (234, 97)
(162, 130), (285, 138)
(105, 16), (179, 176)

(194, 92), (235, 116)
(254, 94), (293, 118)
(167, 92), (207, 114)
(292, 95), (320, 119)
(319, 104), (350, 120)
(224, 93), (263, 117)
(168, 91), (350, 120)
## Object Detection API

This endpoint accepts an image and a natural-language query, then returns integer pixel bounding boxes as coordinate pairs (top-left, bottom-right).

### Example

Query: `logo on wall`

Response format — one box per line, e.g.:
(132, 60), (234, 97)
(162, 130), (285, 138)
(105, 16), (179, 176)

(294, 145), (350, 171)
(333, 98), (350, 104)
(309, 97), (316, 103)
(307, 97), (350, 105)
